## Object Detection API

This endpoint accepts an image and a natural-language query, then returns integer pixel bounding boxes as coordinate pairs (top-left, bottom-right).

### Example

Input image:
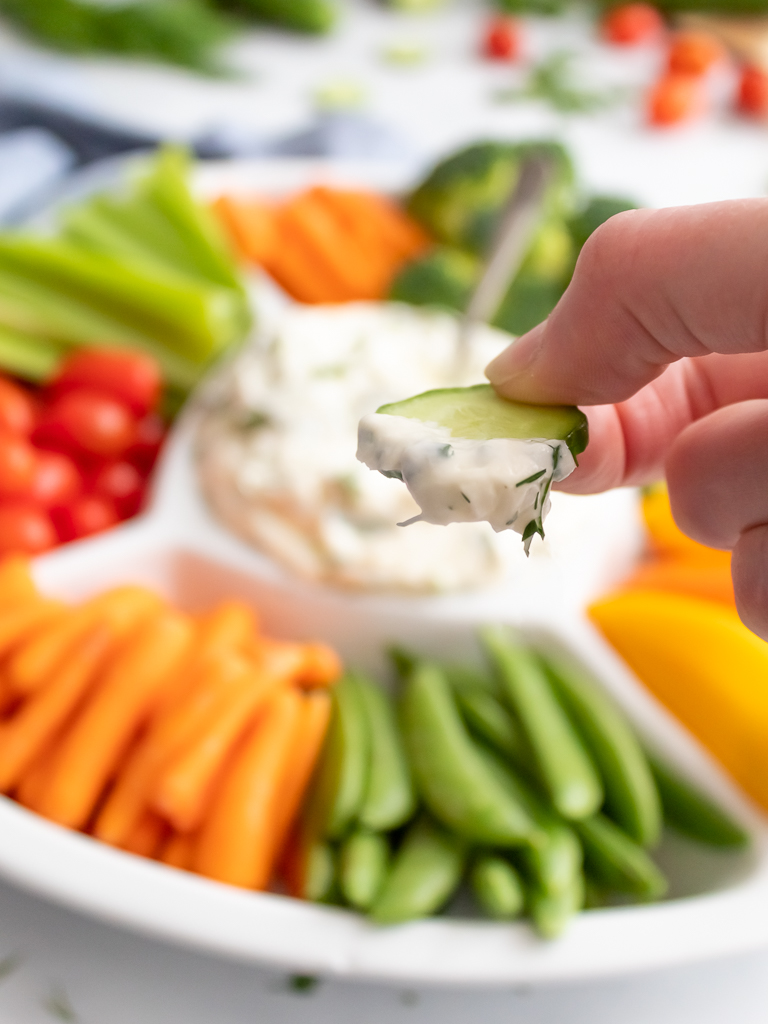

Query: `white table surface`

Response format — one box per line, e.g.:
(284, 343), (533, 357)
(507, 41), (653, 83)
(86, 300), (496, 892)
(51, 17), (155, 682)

(1, 2), (768, 1019)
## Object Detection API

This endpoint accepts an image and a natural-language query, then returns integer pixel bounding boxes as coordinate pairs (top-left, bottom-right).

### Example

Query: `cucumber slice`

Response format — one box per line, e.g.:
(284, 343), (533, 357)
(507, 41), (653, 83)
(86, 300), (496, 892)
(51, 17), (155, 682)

(377, 384), (588, 460)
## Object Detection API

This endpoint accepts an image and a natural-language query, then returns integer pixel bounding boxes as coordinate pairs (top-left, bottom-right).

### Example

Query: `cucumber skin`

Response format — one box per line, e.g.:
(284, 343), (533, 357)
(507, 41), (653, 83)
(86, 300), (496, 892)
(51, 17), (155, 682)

(648, 756), (750, 849)
(542, 651), (662, 848)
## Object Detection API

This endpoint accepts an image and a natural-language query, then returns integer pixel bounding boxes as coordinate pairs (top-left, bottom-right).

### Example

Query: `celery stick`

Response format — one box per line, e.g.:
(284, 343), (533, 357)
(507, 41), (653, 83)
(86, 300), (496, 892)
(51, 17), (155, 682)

(0, 325), (63, 382)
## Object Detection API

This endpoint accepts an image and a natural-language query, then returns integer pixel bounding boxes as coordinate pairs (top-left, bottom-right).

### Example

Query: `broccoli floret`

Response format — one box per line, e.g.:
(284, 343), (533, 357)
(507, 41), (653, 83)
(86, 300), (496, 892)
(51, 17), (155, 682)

(406, 140), (575, 257)
(389, 247), (479, 313)
(567, 195), (638, 250)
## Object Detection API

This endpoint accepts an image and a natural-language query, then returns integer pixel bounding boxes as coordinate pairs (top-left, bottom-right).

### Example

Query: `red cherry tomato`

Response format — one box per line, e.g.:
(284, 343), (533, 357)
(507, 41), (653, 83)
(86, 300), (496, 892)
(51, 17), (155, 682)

(91, 461), (145, 519)
(482, 16), (522, 61)
(51, 495), (119, 543)
(737, 65), (768, 117)
(602, 3), (664, 45)
(0, 503), (56, 556)
(667, 31), (723, 76)
(0, 432), (37, 498)
(35, 389), (136, 460)
(51, 348), (162, 418)
(0, 377), (35, 436)
(125, 413), (165, 473)
(30, 451), (81, 508)
(648, 73), (703, 126)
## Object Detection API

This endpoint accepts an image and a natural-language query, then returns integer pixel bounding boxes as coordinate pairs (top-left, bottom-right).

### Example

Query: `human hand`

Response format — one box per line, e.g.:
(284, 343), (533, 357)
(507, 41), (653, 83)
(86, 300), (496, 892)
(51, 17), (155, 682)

(485, 200), (768, 638)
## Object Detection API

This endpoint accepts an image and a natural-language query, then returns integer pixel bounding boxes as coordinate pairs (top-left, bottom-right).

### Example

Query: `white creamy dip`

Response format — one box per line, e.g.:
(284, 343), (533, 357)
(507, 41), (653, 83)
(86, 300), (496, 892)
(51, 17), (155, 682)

(194, 297), (519, 593)
(357, 413), (576, 551)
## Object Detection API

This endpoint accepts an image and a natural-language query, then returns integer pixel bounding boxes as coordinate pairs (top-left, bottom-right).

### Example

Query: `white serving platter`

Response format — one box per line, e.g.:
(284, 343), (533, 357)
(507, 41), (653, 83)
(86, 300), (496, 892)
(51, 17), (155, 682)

(0, 158), (766, 986)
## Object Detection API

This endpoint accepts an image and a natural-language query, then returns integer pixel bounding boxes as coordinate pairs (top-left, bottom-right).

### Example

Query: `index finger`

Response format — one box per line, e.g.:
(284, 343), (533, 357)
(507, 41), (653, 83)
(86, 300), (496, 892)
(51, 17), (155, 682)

(485, 200), (768, 407)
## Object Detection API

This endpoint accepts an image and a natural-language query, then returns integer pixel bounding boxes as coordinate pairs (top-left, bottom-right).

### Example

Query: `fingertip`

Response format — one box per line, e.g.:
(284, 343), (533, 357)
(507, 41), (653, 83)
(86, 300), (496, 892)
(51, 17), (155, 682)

(485, 323), (546, 395)
(732, 525), (768, 641)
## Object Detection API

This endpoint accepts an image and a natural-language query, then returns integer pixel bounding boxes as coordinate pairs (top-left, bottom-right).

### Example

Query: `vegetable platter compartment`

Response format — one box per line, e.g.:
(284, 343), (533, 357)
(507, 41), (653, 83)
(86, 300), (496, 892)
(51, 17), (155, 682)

(0, 157), (764, 986)
(0, 394), (761, 986)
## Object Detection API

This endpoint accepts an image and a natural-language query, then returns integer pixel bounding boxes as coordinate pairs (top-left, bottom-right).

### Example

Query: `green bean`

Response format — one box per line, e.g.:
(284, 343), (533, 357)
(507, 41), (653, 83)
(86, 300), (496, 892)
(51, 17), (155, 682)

(304, 841), (337, 903)
(541, 650), (662, 846)
(471, 855), (525, 920)
(482, 629), (603, 820)
(576, 813), (667, 901)
(339, 829), (390, 911)
(305, 674), (370, 841)
(647, 754), (750, 849)
(356, 675), (416, 831)
(400, 663), (541, 846)
(369, 817), (465, 925)
(454, 687), (526, 762)
(528, 874), (584, 939)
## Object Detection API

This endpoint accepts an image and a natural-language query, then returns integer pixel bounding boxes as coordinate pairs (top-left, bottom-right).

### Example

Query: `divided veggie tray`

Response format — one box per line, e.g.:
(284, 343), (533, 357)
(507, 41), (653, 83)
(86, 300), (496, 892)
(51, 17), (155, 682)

(1, 158), (767, 986)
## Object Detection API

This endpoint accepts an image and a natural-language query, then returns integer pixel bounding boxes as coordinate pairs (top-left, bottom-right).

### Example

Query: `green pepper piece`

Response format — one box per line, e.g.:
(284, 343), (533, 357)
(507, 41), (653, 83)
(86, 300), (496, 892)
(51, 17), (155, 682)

(541, 650), (662, 847)
(369, 817), (465, 925)
(576, 813), (668, 901)
(471, 855), (525, 920)
(483, 629), (603, 820)
(400, 662), (541, 847)
(356, 676), (416, 832)
(339, 829), (390, 911)
(647, 754), (750, 849)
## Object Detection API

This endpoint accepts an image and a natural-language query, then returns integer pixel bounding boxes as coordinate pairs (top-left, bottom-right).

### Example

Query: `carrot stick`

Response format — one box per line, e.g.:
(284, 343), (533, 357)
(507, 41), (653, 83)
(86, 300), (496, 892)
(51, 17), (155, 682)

(193, 687), (304, 888)
(0, 556), (38, 606)
(121, 811), (168, 859)
(0, 623), (115, 793)
(93, 651), (253, 847)
(159, 831), (196, 870)
(8, 586), (163, 695)
(151, 662), (285, 833)
(269, 201), (354, 304)
(0, 600), (67, 661)
(0, 674), (18, 718)
(212, 196), (277, 267)
(268, 691), (331, 875)
(33, 611), (193, 829)
(294, 643), (343, 689)
(314, 187), (431, 260)
(15, 747), (56, 810)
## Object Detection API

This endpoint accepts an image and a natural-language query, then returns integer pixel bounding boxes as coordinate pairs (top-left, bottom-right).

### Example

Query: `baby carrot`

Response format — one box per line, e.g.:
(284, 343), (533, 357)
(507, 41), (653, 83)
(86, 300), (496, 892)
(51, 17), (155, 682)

(269, 691), (332, 872)
(159, 831), (196, 870)
(0, 600), (67, 662)
(93, 651), (253, 847)
(151, 664), (284, 833)
(0, 555), (38, 606)
(295, 643), (343, 689)
(0, 623), (115, 792)
(121, 811), (168, 859)
(193, 687), (304, 888)
(8, 586), (163, 695)
(34, 611), (193, 829)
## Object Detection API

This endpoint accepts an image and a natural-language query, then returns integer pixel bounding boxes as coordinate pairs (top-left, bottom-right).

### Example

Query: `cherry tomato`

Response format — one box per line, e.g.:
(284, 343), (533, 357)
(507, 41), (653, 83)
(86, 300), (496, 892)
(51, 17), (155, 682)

(482, 16), (522, 61)
(0, 432), (37, 498)
(602, 3), (664, 45)
(30, 451), (81, 508)
(668, 31), (722, 76)
(51, 348), (162, 417)
(648, 73), (703, 126)
(35, 389), (136, 461)
(51, 496), (119, 543)
(0, 503), (56, 556)
(125, 413), (165, 473)
(0, 377), (35, 436)
(91, 461), (145, 519)
(737, 65), (768, 117)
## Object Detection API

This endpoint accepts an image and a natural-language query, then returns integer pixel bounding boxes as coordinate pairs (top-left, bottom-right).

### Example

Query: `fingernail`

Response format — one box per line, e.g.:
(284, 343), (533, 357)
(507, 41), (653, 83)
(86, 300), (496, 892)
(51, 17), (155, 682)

(485, 324), (544, 387)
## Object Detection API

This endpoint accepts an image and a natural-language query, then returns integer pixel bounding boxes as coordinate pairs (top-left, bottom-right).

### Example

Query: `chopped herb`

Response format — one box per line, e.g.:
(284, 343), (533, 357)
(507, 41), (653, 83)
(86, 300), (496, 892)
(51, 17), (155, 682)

(534, 492), (538, 510)
(522, 517), (545, 555)
(44, 985), (78, 1023)
(505, 513), (519, 526)
(288, 974), (320, 994)
(551, 444), (560, 472)
(461, 492), (471, 503)
(439, 444), (454, 458)
(495, 52), (619, 114)
(381, 469), (404, 481)
(516, 469), (546, 487)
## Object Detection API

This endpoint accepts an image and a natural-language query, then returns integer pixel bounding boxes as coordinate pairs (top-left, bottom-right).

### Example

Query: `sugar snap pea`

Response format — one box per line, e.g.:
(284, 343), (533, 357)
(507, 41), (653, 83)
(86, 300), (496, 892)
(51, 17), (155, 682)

(304, 840), (337, 903)
(339, 829), (390, 910)
(305, 674), (370, 841)
(482, 628), (603, 820)
(647, 754), (750, 849)
(577, 813), (667, 901)
(400, 662), (541, 846)
(455, 687), (526, 763)
(356, 675), (416, 832)
(443, 663), (500, 695)
(541, 650), (662, 847)
(528, 874), (585, 939)
(471, 855), (525, 920)
(370, 817), (465, 925)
